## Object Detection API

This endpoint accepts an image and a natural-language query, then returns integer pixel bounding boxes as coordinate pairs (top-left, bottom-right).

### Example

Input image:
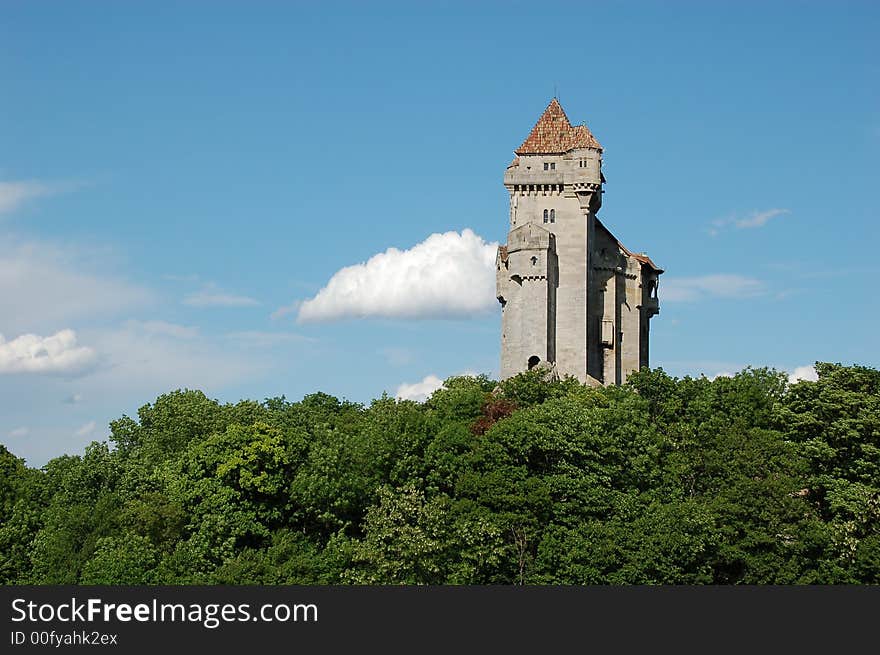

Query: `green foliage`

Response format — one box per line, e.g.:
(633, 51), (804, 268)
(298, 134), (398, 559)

(2, 364), (878, 584)
(80, 534), (159, 584)
(0, 445), (28, 524)
(497, 369), (584, 408)
(774, 363), (880, 581)
(425, 375), (495, 423)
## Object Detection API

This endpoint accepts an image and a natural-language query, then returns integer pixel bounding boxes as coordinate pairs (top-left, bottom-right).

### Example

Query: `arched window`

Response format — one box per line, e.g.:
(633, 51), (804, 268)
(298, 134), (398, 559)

(543, 209), (549, 223)
(549, 209), (555, 223)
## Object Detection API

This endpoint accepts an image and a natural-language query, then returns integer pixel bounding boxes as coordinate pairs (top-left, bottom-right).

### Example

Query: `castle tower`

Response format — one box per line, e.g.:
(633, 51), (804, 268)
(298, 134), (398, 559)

(496, 99), (662, 385)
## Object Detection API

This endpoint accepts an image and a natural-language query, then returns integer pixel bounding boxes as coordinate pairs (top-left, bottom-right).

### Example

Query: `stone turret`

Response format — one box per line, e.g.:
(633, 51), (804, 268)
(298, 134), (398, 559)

(497, 99), (662, 385)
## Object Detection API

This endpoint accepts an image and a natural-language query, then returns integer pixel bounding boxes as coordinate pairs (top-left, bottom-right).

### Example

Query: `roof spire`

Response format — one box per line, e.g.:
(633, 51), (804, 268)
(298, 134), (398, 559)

(514, 98), (602, 155)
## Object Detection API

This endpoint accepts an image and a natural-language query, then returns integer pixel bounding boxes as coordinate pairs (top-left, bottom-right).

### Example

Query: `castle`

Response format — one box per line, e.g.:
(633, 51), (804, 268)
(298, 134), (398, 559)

(496, 99), (662, 385)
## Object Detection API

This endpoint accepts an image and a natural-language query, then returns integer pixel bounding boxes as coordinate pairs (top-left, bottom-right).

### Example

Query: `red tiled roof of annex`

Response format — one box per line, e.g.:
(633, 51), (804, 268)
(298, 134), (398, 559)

(617, 240), (663, 273)
(515, 98), (602, 155)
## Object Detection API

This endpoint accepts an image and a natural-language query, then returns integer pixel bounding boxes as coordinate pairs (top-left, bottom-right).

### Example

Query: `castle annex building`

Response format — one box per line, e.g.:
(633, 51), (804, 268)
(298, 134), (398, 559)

(496, 99), (662, 385)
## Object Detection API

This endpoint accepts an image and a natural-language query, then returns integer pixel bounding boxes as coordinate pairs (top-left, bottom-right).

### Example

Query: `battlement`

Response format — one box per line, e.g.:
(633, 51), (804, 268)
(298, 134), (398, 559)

(504, 169), (602, 190)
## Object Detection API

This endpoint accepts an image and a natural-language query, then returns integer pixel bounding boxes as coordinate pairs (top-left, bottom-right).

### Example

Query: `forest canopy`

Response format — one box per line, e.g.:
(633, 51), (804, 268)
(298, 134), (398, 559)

(1, 363), (878, 585)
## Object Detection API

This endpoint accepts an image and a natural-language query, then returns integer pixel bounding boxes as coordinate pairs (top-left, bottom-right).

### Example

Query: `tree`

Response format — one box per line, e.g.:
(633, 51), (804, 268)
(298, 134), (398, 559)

(80, 534), (158, 584)
(776, 363), (880, 581)
(2, 362), (879, 584)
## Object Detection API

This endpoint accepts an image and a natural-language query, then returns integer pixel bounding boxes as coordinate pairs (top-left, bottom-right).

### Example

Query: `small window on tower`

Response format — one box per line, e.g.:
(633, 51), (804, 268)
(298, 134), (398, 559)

(550, 162), (556, 170)
(550, 209), (555, 223)
(543, 162), (549, 171)
(543, 209), (549, 223)
(531, 256), (538, 266)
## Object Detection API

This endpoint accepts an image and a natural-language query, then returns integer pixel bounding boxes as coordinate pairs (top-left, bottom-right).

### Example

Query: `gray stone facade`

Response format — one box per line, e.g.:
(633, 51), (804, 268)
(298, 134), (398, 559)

(496, 99), (662, 385)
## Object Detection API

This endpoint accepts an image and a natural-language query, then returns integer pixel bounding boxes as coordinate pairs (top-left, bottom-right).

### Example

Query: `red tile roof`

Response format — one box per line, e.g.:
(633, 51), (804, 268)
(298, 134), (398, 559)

(628, 250), (663, 273)
(515, 98), (602, 155)
(617, 240), (663, 273)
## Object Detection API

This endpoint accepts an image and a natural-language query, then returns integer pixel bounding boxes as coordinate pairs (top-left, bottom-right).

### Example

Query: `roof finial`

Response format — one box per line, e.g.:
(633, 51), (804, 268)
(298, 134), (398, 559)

(553, 83), (557, 100)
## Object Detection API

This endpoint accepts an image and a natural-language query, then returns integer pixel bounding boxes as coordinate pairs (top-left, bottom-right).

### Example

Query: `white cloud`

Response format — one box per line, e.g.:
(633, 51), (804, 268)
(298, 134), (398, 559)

(381, 347), (415, 367)
(124, 320), (199, 339)
(7, 426), (29, 438)
(0, 238), (154, 334)
(270, 300), (301, 321)
(395, 374), (445, 402)
(0, 330), (97, 375)
(788, 365), (819, 384)
(73, 421), (96, 438)
(78, 322), (266, 393)
(708, 208), (791, 235)
(224, 331), (314, 347)
(183, 285), (260, 308)
(297, 229), (498, 323)
(661, 274), (763, 302)
(69, 321), (288, 401)
(162, 273), (201, 283)
(0, 180), (81, 215)
(0, 181), (49, 214)
(735, 208), (790, 229)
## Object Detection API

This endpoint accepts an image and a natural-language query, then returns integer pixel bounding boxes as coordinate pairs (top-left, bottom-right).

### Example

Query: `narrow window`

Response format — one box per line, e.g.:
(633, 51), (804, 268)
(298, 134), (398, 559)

(550, 209), (555, 223)
(543, 162), (549, 171)
(531, 256), (538, 266)
(543, 209), (549, 223)
(550, 162), (556, 170)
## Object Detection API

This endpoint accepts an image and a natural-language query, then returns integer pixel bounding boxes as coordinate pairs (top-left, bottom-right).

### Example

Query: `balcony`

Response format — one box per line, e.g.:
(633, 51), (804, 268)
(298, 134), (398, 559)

(641, 295), (660, 317)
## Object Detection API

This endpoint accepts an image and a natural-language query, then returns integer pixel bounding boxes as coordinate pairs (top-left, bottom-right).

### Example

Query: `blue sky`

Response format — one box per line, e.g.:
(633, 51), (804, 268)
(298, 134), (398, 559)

(1, 1), (878, 466)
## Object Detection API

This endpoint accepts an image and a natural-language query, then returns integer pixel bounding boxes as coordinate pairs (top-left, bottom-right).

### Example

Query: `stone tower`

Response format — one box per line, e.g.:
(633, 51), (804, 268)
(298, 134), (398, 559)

(496, 99), (663, 385)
